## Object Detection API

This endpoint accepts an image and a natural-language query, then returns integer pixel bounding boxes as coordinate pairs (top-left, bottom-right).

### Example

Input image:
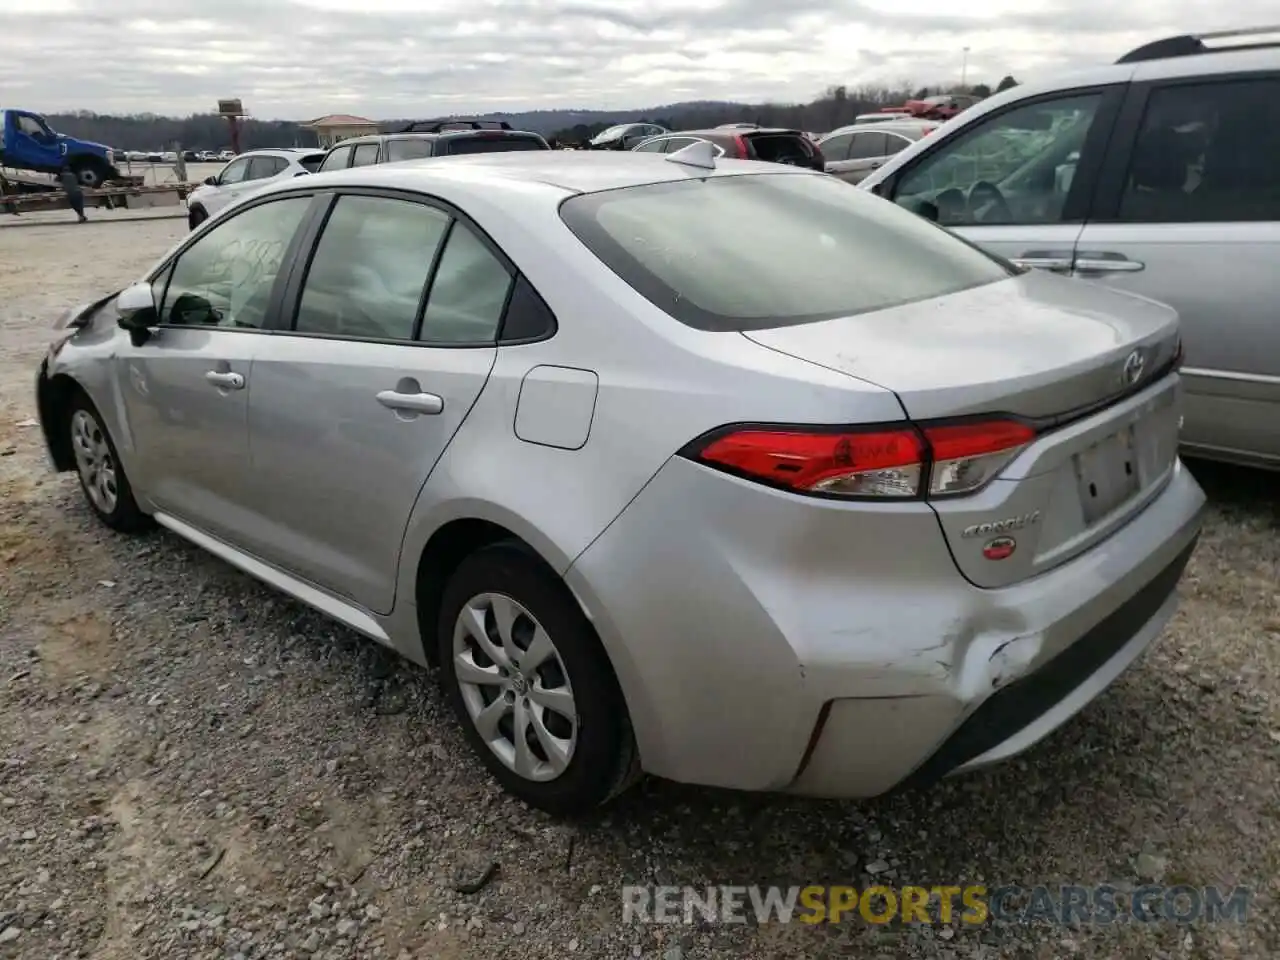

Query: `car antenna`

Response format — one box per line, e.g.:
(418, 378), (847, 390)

(664, 139), (717, 171)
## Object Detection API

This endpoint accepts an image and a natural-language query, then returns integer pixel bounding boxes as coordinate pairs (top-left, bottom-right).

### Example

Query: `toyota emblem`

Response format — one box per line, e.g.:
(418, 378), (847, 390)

(1122, 349), (1146, 386)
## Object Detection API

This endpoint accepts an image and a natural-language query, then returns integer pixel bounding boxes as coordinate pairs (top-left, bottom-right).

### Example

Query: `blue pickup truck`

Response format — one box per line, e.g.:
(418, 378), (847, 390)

(1, 108), (118, 188)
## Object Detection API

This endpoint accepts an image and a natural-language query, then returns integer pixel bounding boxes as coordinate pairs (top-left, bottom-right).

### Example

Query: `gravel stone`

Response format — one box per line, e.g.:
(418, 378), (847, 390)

(2, 214), (1278, 960)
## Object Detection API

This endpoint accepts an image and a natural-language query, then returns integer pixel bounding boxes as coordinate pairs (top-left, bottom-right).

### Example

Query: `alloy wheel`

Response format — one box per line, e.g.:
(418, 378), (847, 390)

(451, 593), (578, 781)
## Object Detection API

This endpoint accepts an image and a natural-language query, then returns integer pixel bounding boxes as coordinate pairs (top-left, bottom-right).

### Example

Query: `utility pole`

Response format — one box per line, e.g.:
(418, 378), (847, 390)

(961, 47), (970, 90)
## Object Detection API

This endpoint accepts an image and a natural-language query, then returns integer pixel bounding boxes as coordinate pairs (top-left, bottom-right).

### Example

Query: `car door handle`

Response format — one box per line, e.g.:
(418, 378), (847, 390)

(1010, 256), (1074, 272)
(376, 390), (444, 415)
(868, 161), (882, 169)
(1074, 253), (1145, 274)
(204, 370), (245, 390)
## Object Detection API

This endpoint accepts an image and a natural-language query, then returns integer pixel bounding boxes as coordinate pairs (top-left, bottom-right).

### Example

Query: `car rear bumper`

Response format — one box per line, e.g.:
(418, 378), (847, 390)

(565, 455), (1205, 797)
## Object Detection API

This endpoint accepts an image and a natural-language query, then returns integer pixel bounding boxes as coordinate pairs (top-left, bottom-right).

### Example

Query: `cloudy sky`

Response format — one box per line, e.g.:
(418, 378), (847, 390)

(0, 0), (1265, 119)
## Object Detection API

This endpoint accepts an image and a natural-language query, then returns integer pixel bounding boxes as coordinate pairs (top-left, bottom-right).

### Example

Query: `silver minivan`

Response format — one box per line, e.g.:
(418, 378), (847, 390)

(859, 27), (1280, 470)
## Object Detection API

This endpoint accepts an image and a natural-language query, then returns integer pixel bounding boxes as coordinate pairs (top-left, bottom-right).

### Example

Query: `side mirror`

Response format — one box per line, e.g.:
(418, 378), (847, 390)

(204, 175), (218, 186)
(116, 282), (159, 345)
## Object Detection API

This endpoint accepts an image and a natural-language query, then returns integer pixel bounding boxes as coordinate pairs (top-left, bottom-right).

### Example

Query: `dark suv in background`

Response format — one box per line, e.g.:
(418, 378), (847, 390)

(631, 126), (825, 170)
(317, 119), (550, 172)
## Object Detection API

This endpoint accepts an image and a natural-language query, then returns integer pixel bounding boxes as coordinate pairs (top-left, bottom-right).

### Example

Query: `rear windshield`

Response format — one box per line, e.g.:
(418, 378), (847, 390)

(559, 172), (1012, 332)
(442, 136), (546, 156)
(299, 154), (326, 173)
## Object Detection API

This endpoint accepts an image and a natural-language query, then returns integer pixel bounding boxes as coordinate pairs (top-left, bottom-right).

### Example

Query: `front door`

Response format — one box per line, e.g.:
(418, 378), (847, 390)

(886, 86), (1125, 269)
(1073, 72), (1280, 465)
(118, 194), (314, 544)
(11, 112), (62, 171)
(244, 193), (510, 613)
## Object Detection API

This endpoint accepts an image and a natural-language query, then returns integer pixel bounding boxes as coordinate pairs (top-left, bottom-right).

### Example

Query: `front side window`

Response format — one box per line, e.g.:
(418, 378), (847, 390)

(318, 145), (353, 173)
(218, 157), (251, 184)
(1117, 77), (1280, 224)
(893, 92), (1104, 227)
(561, 172), (1011, 331)
(385, 138), (434, 162)
(294, 196), (450, 340)
(350, 143), (381, 167)
(159, 196), (312, 329)
(17, 115), (48, 138)
(419, 223), (513, 342)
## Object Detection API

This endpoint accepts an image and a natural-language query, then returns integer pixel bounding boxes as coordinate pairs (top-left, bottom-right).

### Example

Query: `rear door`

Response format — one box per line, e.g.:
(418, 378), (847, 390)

(843, 131), (889, 183)
(243, 191), (510, 613)
(1074, 71), (1280, 466)
(883, 84), (1127, 270)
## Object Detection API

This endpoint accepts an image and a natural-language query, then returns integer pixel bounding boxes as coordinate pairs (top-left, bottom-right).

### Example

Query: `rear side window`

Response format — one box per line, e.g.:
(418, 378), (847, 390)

(1117, 76), (1280, 223)
(420, 224), (513, 342)
(299, 154), (326, 173)
(819, 133), (853, 160)
(560, 173), (1011, 332)
(745, 134), (815, 167)
(385, 138), (434, 162)
(318, 146), (353, 173)
(849, 132), (888, 159)
(442, 136), (547, 155)
(247, 156), (287, 179)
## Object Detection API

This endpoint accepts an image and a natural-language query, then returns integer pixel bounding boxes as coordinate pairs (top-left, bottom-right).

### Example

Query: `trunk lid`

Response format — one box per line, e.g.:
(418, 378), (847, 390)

(742, 269), (1180, 422)
(743, 270), (1183, 587)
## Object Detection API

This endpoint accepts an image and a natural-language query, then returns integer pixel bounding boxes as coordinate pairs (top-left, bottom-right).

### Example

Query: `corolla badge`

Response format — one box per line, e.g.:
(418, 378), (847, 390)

(961, 510), (1041, 539)
(1122, 348), (1146, 387)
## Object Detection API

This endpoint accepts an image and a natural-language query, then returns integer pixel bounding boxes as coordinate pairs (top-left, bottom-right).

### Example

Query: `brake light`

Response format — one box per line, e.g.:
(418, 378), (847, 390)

(734, 134), (749, 159)
(686, 418), (1035, 499)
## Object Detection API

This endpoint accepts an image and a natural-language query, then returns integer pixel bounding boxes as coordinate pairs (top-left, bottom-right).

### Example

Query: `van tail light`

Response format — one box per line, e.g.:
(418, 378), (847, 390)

(683, 418), (1036, 500)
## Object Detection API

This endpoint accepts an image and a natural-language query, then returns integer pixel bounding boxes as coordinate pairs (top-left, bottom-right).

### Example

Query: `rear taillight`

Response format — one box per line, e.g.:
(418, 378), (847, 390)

(685, 418), (1036, 500)
(733, 134), (749, 159)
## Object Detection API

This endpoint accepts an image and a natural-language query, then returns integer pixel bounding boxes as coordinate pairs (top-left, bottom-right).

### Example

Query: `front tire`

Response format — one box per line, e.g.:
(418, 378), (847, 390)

(437, 541), (637, 816)
(188, 205), (207, 230)
(71, 160), (108, 189)
(67, 394), (150, 533)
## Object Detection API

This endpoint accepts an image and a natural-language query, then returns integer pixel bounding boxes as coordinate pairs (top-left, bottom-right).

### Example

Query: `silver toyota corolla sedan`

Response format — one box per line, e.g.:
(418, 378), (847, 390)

(35, 146), (1205, 816)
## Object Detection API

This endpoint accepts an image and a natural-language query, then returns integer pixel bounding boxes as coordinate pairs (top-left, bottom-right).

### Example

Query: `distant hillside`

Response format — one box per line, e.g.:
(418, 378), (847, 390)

(38, 82), (1008, 152)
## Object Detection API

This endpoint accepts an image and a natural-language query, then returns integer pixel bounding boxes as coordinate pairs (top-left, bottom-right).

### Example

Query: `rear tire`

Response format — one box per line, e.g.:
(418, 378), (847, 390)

(67, 393), (150, 533)
(437, 541), (638, 816)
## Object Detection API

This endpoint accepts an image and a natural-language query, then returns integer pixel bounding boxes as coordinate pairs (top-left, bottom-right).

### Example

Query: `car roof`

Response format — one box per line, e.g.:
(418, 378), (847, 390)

(824, 120), (939, 138)
(326, 130), (542, 149)
(291, 149), (811, 197)
(675, 127), (803, 137)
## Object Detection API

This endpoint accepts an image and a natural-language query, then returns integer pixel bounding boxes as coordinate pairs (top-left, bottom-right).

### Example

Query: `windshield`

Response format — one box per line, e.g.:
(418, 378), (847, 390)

(560, 172), (1011, 332)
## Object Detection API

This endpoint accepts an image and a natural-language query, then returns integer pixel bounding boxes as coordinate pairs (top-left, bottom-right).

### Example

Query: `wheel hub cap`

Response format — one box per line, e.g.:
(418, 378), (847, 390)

(452, 593), (578, 782)
(69, 409), (118, 514)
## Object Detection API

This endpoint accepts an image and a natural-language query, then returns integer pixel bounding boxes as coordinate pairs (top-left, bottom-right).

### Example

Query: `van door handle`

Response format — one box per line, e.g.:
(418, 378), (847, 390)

(204, 370), (245, 390)
(1074, 253), (1145, 274)
(376, 390), (444, 415)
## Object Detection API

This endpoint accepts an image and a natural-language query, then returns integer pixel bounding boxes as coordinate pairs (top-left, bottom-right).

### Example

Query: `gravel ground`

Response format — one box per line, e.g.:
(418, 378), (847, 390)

(0, 220), (1277, 960)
